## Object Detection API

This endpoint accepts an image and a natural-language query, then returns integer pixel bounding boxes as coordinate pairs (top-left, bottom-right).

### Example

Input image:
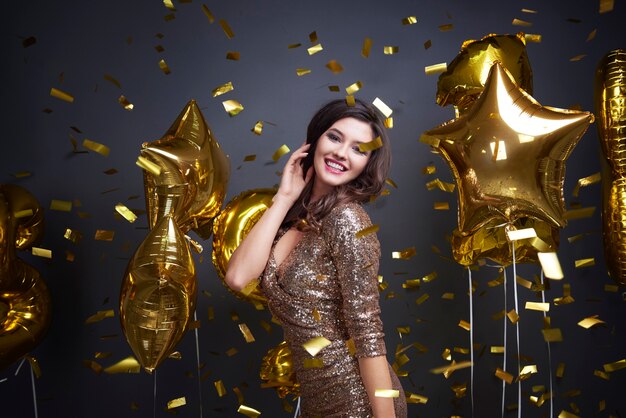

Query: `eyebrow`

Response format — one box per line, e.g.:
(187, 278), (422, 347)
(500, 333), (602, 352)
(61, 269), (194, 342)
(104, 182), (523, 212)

(326, 127), (368, 144)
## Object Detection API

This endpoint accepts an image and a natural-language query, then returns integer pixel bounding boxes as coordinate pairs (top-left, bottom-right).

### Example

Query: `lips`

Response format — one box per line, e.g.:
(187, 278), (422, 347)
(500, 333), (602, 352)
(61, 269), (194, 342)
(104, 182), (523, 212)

(325, 159), (347, 173)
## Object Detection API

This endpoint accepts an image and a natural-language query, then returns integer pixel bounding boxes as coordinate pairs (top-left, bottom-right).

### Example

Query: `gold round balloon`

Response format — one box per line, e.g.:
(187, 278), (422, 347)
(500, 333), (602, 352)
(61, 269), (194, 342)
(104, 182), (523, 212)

(423, 62), (594, 237)
(120, 215), (196, 373)
(141, 100), (230, 240)
(595, 49), (626, 285)
(211, 188), (276, 305)
(437, 33), (533, 116)
(260, 340), (300, 398)
(0, 184), (51, 370)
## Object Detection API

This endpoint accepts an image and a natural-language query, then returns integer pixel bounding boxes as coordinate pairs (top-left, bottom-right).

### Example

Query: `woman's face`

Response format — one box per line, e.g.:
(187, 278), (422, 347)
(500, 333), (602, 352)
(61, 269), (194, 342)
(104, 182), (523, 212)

(311, 117), (373, 198)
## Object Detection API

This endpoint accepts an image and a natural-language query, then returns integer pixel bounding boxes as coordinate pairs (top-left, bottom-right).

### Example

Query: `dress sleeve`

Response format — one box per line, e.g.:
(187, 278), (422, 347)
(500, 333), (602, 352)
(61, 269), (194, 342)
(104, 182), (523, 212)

(322, 203), (386, 358)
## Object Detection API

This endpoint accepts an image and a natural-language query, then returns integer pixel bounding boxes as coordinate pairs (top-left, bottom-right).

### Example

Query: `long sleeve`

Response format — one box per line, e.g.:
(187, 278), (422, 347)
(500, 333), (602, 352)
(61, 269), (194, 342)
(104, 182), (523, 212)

(322, 203), (386, 358)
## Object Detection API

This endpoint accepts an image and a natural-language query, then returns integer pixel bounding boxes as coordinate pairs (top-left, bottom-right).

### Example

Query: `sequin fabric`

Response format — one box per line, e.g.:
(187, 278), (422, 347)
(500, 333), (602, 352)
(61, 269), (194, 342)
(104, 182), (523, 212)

(261, 203), (407, 417)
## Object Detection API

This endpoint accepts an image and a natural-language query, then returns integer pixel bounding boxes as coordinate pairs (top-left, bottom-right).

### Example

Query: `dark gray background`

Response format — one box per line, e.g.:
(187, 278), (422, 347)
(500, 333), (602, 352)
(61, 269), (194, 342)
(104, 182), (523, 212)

(1, 0), (624, 417)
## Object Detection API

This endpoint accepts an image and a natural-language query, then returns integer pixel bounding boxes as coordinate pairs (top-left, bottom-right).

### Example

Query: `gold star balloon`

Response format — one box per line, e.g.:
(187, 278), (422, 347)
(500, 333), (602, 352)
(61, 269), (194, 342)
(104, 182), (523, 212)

(141, 99), (230, 239)
(422, 62), (594, 237)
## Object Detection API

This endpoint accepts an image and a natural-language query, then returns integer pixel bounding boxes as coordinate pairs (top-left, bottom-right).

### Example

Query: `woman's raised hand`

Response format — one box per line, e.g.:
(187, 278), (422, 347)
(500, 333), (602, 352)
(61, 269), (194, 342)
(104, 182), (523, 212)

(274, 143), (313, 205)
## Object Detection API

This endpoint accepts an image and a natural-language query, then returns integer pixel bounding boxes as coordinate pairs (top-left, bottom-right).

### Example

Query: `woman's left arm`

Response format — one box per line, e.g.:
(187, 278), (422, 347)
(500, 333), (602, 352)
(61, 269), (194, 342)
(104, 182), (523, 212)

(358, 356), (395, 417)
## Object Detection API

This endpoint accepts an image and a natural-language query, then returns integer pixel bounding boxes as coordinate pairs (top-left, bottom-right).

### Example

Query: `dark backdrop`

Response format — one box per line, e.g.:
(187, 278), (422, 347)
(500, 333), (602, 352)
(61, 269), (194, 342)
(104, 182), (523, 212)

(1, 0), (624, 417)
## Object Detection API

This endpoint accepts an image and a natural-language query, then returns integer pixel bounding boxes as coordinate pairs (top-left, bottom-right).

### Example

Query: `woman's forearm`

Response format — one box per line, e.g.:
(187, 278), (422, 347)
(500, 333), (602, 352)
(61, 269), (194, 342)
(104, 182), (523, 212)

(358, 356), (396, 418)
(224, 196), (292, 291)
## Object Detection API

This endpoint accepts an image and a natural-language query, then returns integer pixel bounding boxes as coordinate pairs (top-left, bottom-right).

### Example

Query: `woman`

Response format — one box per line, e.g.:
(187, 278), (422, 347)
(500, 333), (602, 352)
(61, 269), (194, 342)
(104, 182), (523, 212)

(225, 98), (406, 417)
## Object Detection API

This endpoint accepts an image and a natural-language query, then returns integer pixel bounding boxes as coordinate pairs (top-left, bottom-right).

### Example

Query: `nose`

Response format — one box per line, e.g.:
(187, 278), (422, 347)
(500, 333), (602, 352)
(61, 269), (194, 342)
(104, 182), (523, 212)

(333, 143), (349, 160)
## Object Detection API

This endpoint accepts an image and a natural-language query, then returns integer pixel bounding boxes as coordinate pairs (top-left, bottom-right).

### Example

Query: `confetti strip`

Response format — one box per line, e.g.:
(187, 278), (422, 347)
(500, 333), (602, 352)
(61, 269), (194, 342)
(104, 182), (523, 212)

(383, 46), (399, 54)
(94, 230), (115, 241)
(375, 389), (400, 398)
(577, 316), (605, 329)
(307, 43), (323, 55)
(237, 405), (261, 417)
(118, 95), (134, 110)
(356, 224), (379, 238)
(201, 4), (215, 23)
(372, 97), (392, 117)
(303, 336), (331, 356)
(226, 51), (240, 60)
(214, 380), (227, 397)
(537, 252), (564, 279)
(31, 247), (52, 258)
(85, 310), (115, 324)
(167, 397), (186, 410)
(115, 203), (138, 223)
(212, 81), (234, 97)
(346, 81), (362, 95)
(358, 136), (382, 152)
(50, 87), (74, 103)
(506, 228), (537, 241)
(83, 139), (110, 157)
(512, 18), (532, 26)
(326, 60), (343, 73)
(136, 156), (161, 176)
(158, 59), (171, 74)
(104, 356), (140, 374)
(272, 144), (290, 162)
(222, 99), (244, 116)
(296, 68), (311, 76)
(402, 16), (417, 25)
(525, 302), (550, 312)
(392, 246), (416, 260)
(219, 19), (235, 38)
(238, 323), (255, 343)
(50, 199), (72, 212)
(362, 37), (372, 57)
(425, 63), (447, 75)
(104, 74), (122, 88)
(439, 24), (453, 31)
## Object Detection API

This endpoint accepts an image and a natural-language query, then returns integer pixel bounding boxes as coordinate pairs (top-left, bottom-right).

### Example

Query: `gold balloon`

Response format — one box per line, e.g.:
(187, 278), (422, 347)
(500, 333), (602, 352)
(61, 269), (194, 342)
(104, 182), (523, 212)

(595, 49), (626, 285)
(211, 188), (276, 305)
(0, 184), (51, 370)
(260, 340), (299, 398)
(119, 215), (196, 373)
(141, 99), (230, 239)
(437, 33), (533, 116)
(422, 62), (594, 237)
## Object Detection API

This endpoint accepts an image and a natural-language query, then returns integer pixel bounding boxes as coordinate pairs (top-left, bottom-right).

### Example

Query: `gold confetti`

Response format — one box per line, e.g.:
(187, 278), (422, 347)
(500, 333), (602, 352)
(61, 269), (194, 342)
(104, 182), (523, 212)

(287, 43), (301, 49)
(565, 207), (596, 221)
(13, 171), (32, 178)
(83, 139), (110, 157)
(430, 360), (472, 374)
(372, 97), (392, 117)
(558, 411), (580, 418)
(439, 24), (453, 31)
(346, 81), (363, 95)
(272, 144), (290, 162)
(14, 209), (33, 218)
(219, 19), (235, 38)
(425, 63), (447, 75)
(104, 356), (140, 374)
(526, 302), (550, 312)
(94, 230), (115, 241)
(542, 328), (563, 342)
(458, 320), (471, 331)
(537, 252), (564, 279)
(574, 258), (595, 268)
(104, 74), (121, 88)
(226, 348), (238, 356)
(85, 310), (114, 324)
(312, 308), (321, 321)
(356, 224), (379, 238)
(201, 4), (215, 23)
(422, 271), (437, 282)
(158, 59), (171, 74)
(594, 370), (610, 380)
(50, 87), (74, 103)
(307, 43), (323, 55)
(384, 117), (393, 128)
(599, 0), (614, 13)
(50, 199), (72, 212)
(495, 368), (514, 384)
(569, 54), (587, 62)
(521, 8), (538, 13)
(434, 202), (449, 210)
(250, 121), (264, 135)
(507, 309), (519, 324)
(392, 246), (416, 260)
(303, 358), (323, 368)
(525, 33), (542, 43)
(66, 251), (75, 262)
(309, 31), (318, 43)
(603, 358), (626, 372)
(358, 136), (382, 152)
(416, 293), (429, 305)
(441, 293), (455, 300)
(233, 387), (244, 404)
(578, 315), (605, 329)
(31, 247), (52, 258)
(238, 323), (255, 343)
(222, 99), (244, 116)
(136, 156), (161, 176)
(212, 81), (234, 97)
(402, 278), (421, 289)
(604, 284), (619, 292)
(375, 389), (399, 398)
(226, 51), (240, 60)
(163, 0), (175, 10)
(303, 336), (331, 356)
(83, 360), (103, 374)
(243, 155), (256, 162)
(426, 178), (455, 192)
(383, 46), (399, 55)
(556, 362), (566, 378)
(586, 29), (597, 42)
(491, 346), (505, 354)
(345, 95), (356, 106)
(296, 68), (312, 76)
(422, 165), (436, 175)
(167, 397), (186, 410)
(214, 380), (227, 397)
(406, 392), (428, 404)
(402, 16), (417, 25)
(328, 85), (340, 92)
(237, 405), (261, 417)
(361, 37), (372, 57)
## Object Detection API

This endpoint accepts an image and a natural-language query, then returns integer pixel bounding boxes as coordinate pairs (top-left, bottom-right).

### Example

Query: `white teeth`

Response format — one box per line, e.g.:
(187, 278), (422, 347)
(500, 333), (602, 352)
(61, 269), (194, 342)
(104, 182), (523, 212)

(326, 160), (345, 171)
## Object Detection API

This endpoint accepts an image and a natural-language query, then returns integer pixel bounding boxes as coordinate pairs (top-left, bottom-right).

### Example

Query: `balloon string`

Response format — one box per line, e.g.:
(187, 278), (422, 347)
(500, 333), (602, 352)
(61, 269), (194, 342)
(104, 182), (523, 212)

(467, 266), (474, 417)
(540, 270), (554, 418)
(512, 243), (521, 418)
(502, 266), (507, 418)
(293, 397), (301, 418)
(30, 360), (39, 418)
(153, 370), (157, 418)
(15, 357), (26, 376)
(193, 310), (203, 418)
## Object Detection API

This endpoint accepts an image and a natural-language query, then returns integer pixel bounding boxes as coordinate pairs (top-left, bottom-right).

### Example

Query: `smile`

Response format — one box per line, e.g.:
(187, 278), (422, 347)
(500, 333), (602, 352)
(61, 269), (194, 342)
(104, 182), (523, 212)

(325, 159), (347, 173)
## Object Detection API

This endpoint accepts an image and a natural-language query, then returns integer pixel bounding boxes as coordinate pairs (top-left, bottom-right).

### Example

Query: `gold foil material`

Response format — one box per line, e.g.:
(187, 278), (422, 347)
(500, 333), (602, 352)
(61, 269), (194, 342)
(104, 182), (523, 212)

(201, 4), (215, 23)
(491, 346), (505, 354)
(222, 99), (244, 116)
(361, 37), (373, 57)
(458, 320), (471, 331)
(424, 40), (432, 49)
(570, 54), (586, 62)
(214, 380), (227, 397)
(13, 171), (31, 178)
(599, 0), (615, 13)
(328, 85), (340, 92)
(94, 230), (114, 241)
(574, 258), (595, 268)
(212, 81), (234, 97)
(512, 18), (532, 26)
(525, 302), (550, 312)
(104, 74), (121, 88)
(244, 155), (256, 162)
(85, 310), (115, 324)
(495, 368), (514, 384)
(564, 207), (596, 220)
(226, 51), (240, 60)
(103, 356), (141, 374)
(355, 224), (379, 238)
(372, 97), (392, 117)
(604, 284), (619, 292)
(520, 365), (538, 379)
(83, 139), (110, 157)
(307, 44), (323, 55)
(158, 59), (171, 74)
(358, 136), (382, 152)
(537, 252), (564, 279)
(603, 359), (626, 372)
(384, 46), (399, 55)
(425, 63), (448, 75)
(237, 405), (261, 417)
(296, 68), (311, 76)
(423, 165), (436, 175)
(425, 178), (455, 192)
(50, 199), (72, 212)
(416, 294), (429, 305)
(115, 203), (138, 223)
(136, 156), (162, 176)
(392, 246), (416, 259)
(163, 0), (175, 11)
(558, 411), (580, 418)
(375, 389), (400, 398)
(309, 31), (317, 42)
(251, 121), (263, 135)
(346, 81), (363, 95)
(118, 95), (133, 111)
(239, 323), (255, 343)
(226, 348), (238, 356)
(272, 145), (290, 162)
(439, 24), (453, 31)
(577, 315), (605, 329)
(507, 309), (519, 324)
(14, 209), (33, 218)
(50, 87), (74, 103)
(542, 328), (563, 342)
(402, 16), (417, 25)
(302, 336), (331, 356)
(219, 19), (235, 38)
(434, 202), (449, 210)
(303, 358), (323, 368)
(31, 247), (52, 258)
(430, 360), (472, 374)
(167, 397), (186, 409)
(572, 172), (601, 197)
(345, 95), (356, 106)
(442, 293), (455, 300)
(406, 392), (428, 404)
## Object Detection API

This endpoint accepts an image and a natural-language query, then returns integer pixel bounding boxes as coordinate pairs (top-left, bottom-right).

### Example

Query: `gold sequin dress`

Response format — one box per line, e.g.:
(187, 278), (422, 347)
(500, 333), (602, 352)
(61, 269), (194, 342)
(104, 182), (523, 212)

(261, 202), (407, 417)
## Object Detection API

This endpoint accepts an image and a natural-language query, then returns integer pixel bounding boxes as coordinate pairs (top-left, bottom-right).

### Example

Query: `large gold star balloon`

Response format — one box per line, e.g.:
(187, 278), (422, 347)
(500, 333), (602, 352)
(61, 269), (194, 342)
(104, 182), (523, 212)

(422, 62), (594, 237)
(141, 100), (230, 239)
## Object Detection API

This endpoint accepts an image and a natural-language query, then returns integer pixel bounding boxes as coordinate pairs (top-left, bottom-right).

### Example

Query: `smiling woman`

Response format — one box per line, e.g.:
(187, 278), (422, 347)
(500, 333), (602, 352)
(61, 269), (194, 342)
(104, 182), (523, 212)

(225, 99), (405, 417)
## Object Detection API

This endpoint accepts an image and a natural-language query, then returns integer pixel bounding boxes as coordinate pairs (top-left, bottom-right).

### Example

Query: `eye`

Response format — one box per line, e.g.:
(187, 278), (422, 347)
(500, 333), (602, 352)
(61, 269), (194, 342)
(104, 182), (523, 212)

(352, 145), (368, 156)
(326, 132), (341, 142)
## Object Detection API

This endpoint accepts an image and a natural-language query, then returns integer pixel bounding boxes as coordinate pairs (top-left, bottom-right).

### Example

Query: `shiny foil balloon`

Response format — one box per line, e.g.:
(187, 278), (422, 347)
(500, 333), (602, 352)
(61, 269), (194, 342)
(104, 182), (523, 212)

(595, 49), (626, 285)
(260, 340), (300, 398)
(0, 184), (51, 370)
(141, 100), (230, 239)
(422, 62), (594, 238)
(120, 215), (196, 373)
(212, 188), (276, 305)
(437, 33), (533, 116)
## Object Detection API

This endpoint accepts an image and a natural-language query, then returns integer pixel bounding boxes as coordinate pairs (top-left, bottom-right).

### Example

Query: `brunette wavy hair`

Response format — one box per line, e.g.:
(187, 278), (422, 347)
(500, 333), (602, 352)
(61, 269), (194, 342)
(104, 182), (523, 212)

(281, 98), (391, 231)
